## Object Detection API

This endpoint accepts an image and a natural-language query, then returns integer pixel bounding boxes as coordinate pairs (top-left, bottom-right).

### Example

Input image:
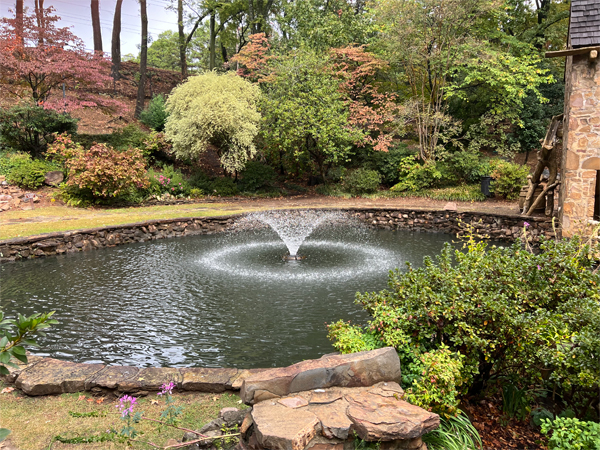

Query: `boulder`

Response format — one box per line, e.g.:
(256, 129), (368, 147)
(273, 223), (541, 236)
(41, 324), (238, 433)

(241, 347), (401, 405)
(85, 365), (140, 390)
(44, 171), (64, 186)
(15, 358), (105, 395)
(117, 367), (181, 392)
(180, 367), (238, 392)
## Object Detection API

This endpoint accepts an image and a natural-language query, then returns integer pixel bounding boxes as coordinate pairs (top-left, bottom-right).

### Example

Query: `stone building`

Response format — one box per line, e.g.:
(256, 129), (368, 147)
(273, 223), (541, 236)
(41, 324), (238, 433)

(548, 0), (600, 235)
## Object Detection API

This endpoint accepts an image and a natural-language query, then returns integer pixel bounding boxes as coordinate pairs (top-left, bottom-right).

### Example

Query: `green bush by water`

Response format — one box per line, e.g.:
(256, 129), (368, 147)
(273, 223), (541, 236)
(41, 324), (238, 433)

(7, 158), (60, 189)
(491, 160), (530, 199)
(239, 161), (277, 193)
(342, 168), (382, 195)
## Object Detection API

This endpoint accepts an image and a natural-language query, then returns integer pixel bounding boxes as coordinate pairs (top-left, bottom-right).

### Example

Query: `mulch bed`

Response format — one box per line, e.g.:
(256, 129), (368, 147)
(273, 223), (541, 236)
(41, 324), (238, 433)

(463, 399), (548, 450)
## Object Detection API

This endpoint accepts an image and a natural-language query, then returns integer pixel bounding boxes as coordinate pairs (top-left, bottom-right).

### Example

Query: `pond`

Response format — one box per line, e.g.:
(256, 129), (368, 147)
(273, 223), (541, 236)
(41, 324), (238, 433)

(1, 218), (453, 369)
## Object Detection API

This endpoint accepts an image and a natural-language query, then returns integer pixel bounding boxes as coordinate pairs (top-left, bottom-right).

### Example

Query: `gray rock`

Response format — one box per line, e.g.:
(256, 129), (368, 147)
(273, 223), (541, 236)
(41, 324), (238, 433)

(44, 171), (64, 186)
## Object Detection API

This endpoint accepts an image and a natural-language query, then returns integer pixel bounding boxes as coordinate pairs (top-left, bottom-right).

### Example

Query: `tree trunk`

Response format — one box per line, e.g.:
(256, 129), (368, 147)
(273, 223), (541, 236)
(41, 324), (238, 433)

(91, 0), (103, 52)
(135, 0), (148, 119)
(15, 0), (24, 45)
(209, 12), (216, 70)
(111, 0), (123, 82)
(177, 0), (188, 78)
(34, 0), (45, 45)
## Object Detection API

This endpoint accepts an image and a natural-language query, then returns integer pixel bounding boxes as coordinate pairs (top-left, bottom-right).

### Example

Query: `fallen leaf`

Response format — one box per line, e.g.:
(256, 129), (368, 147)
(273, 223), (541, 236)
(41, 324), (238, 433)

(96, 397), (105, 404)
(86, 398), (94, 403)
(78, 395), (86, 401)
(150, 399), (159, 405)
(1, 387), (15, 394)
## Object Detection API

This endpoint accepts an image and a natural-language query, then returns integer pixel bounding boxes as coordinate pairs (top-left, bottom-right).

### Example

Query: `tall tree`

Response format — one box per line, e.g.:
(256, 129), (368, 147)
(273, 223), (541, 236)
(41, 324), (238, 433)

(34, 0), (44, 44)
(91, 0), (103, 52)
(247, 0), (275, 34)
(135, 0), (148, 119)
(111, 0), (123, 80)
(209, 10), (216, 69)
(177, 0), (188, 77)
(15, 0), (23, 45)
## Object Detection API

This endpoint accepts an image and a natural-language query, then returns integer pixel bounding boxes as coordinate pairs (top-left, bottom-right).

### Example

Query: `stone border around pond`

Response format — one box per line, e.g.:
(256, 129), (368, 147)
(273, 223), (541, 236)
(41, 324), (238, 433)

(0, 208), (555, 262)
(2, 355), (268, 396)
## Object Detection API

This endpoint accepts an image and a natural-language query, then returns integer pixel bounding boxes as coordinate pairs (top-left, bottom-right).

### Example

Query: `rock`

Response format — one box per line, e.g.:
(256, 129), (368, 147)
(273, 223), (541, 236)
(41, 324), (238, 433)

(307, 401), (353, 440)
(345, 388), (439, 441)
(15, 358), (105, 395)
(231, 368), (269, 390)
(0, 194), (12, 201)
(117, 367), (181, 392)
(180, 367), (238, 392)
(241, 347), (401, 405)
(0, 355), (46, 384)
(219, 407), (247, 426)
(200, 418), (226, 434)
(44, 171), (64, 186)
(85, 365), (140, 390)
(279, 397), (309, 409)
(252, 401), (320, 450)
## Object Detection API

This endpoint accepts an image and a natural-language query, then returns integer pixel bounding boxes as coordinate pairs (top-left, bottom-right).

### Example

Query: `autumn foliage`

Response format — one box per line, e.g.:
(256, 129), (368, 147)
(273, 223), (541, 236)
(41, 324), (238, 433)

(48, 134), (149, 199)
(0, 6), (126, 113)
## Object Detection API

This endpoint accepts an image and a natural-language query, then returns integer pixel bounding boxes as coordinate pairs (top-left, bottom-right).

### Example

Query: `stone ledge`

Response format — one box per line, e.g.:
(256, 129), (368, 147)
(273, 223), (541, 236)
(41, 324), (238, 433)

(0, 208), (555, 263)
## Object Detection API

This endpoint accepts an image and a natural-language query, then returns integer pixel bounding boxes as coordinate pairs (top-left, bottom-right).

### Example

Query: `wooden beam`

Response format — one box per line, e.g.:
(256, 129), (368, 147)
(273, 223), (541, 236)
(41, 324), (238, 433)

(545, 46), (600, 58)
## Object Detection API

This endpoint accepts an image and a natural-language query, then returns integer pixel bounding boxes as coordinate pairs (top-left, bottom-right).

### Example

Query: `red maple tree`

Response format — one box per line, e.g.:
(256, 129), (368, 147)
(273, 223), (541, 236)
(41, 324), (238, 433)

(230, 33), (275, 84)
(330, 46), (399, 152)
(0, 6), (126, 113)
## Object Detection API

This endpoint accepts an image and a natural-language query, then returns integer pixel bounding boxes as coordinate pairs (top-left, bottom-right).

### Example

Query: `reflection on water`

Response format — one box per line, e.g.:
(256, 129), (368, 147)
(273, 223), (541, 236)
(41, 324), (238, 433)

(0, 226), (453, 368)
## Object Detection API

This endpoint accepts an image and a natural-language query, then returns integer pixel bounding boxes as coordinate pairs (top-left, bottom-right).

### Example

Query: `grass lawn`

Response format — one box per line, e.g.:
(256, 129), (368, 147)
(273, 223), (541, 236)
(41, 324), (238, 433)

(0, 380), (246, 450)
(0, 202), (272, 240)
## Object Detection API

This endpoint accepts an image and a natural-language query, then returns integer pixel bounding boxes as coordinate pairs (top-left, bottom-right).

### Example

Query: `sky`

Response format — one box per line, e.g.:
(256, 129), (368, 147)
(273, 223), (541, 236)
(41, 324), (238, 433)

(1, 0), (179, 56)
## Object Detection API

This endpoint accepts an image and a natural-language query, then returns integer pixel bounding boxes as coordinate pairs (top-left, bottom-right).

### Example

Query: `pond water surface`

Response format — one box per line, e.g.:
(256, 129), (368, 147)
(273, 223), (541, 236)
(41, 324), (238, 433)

(1, 225), (453, 368)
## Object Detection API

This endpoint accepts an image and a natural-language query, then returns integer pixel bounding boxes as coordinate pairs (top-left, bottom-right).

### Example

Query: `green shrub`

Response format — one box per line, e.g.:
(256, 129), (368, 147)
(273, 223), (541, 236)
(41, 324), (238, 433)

(328, 233), (600, 412)
(7, 158), (60, 189)
(239, 161), (277, 193)
(189, 188), (204, 198)
(142, 131), (172, 161)
(541, 417), (600, 450)
(209, 177), (238, 196)
(342, 168), (382, 195)
(490, 160), (529, 199)
(446, 151), (491, 184)
(390, 156), (442, 192)
(47, 134), (149, 201)
(75, 125), (150, 151)
(0, 152), (32, 176)
(0, 104), (78, 157)
(147, 166), (190, 197)
(140, 94), (169, 132)
(405, 346), (467, 417)
(373, 143), (418, 185)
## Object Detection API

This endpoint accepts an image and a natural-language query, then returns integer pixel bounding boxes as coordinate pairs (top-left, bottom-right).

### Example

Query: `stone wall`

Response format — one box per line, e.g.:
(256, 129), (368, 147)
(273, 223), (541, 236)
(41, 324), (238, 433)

(0, 209), (554, 263)
(560, 53), (600, 236)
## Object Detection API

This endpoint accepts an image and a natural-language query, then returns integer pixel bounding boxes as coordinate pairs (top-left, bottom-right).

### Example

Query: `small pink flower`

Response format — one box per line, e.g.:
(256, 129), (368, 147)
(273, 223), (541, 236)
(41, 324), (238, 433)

(524, 222), (530, 227)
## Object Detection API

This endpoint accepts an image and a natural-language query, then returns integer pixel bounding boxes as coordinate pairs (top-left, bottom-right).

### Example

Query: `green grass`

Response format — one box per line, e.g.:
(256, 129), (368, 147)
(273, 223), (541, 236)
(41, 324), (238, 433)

(0, 203), (273, 240)
(0, 380), (246, 450)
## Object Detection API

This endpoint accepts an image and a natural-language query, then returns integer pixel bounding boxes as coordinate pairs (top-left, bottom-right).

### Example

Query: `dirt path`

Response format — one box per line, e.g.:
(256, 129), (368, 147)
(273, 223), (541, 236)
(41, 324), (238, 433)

(0, 195), (520, 241)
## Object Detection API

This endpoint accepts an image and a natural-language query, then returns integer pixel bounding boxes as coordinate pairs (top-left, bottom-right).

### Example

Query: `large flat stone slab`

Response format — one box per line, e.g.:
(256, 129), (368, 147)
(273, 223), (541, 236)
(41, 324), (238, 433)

(15, 358), (105, 395)
(252, 401), (321, 450)
(241, 347), (401, 405)
(0, 355), (46, 384)
(85, 365), (140, 390)
(180, 367), (239, 392)
(346, 388), (439, 440)
(117, 367), (182, 392)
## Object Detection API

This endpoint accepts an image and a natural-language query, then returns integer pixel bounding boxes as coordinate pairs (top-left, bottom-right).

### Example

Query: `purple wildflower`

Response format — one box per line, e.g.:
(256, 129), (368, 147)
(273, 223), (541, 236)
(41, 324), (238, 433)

(158, 381), (175, 396)
(116, 395), (137, 417)
(524, 222), (530, 227)
(537, 265), (541, 270)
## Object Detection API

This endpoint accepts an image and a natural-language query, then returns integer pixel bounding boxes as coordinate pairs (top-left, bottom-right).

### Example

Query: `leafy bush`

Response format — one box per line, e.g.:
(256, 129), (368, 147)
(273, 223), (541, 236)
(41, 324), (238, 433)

(490, 160), (529, 199)
(390, 156), (442, 192)
(342, 168), (382, 195)
(7, 157), (60, 189)
(239, 161), (277, 193)
(147, 166), (190, 197)
(209, 177), (238, 196)
(47, 134), (149, 201)
(0, 104), (78, 157)
(405, 346), (467, 417)
(140, 94), (169, 132)
(373, 143), (418, 185)
(75, 125), (150, 151)
(328, 233), (600, 413)
(0, 152), (33, 176)
(541, 417), (600, 450)
(165, 72), (261, 173)
(142, 131), (172, 161)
